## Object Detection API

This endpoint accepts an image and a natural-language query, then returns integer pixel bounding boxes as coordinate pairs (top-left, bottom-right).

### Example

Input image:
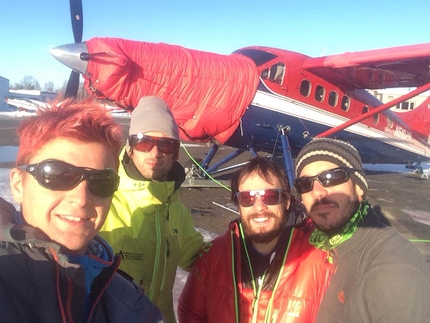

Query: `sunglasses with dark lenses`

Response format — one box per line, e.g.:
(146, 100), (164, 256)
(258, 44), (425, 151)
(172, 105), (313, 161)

(236, 189), (286, 207)
(19, 159), (120, 198)
(129, 134), (179, 155)
(294, 167), (363, 194)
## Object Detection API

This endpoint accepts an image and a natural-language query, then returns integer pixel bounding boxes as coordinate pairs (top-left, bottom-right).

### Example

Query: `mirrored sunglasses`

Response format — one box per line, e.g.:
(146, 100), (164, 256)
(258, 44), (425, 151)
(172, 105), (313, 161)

(294, 167), (363, 194)
(236, 188), (286, 207)
(129, 134), (179, 155)
(19, 159), (120, 198)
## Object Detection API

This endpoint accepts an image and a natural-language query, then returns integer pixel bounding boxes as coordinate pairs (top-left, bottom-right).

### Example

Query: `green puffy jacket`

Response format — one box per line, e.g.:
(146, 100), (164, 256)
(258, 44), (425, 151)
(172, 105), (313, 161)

(99, 149), (203, 323)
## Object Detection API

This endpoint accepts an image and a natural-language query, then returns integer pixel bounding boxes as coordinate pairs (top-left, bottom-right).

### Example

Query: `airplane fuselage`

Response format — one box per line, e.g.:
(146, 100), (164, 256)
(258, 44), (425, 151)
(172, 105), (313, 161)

(225, 47), (430, 164)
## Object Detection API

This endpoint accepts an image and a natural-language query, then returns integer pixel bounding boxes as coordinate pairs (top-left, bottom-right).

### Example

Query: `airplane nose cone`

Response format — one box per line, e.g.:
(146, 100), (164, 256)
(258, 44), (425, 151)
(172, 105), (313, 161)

(50, 42), (89, 75)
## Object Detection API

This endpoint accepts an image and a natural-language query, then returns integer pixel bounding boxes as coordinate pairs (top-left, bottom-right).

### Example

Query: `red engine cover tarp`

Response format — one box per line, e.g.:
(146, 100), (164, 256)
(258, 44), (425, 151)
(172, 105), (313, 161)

(84, 37), (259, 144)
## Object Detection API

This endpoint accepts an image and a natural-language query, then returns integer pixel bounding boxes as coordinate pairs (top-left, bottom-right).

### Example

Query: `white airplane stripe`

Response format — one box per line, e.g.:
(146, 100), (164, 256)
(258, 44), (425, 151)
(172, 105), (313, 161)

(251, 90), (429, 157)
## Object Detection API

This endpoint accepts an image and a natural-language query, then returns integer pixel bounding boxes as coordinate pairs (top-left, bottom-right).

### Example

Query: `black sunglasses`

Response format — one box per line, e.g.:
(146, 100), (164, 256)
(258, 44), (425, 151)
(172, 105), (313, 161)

(19, 159), (120, 198)
(129, 134), (179, 155)
(236, 189), (286, 207)
(294, 167), (364, 194)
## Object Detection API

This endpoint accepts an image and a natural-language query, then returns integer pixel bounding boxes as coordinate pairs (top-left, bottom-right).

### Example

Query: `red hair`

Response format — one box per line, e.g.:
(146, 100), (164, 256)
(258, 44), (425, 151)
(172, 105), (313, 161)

(16, 98), (123, 168)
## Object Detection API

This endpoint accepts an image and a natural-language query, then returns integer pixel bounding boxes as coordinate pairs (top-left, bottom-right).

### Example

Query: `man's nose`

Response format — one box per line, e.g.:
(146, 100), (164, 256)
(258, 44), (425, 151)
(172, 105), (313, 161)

(148, 144), (162, 156)
(310, 180), (328, 199)
(253, 195), (268, 211)
(65, 180), (92, 206)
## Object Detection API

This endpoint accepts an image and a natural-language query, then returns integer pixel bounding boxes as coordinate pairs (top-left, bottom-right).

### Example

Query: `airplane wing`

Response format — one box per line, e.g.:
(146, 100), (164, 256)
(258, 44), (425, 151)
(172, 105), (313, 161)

(83, 37), (260, 144)
(303, 43), (430, 89)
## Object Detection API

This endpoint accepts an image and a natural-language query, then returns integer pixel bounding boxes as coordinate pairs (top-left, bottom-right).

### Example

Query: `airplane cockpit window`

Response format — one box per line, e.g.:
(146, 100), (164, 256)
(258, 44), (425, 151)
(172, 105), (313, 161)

(328, 91), (338, 107)
(314, 85), (325, 102)
(233, 49), (277, 66)
(268, 63), (285, 84)
(300, 80), (311, 97)
(341, 96), (350, 111)
(261, 68), (269, 80)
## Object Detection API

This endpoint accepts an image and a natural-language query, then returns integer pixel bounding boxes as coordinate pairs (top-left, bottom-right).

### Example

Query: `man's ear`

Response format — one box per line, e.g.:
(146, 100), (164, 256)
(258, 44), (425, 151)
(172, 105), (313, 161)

(284, 195), (291, 211)
(355, 184), (364, 202)
(10, 168), (24, 204)
(125, 140), (133, 157)
(173, 151), (179, 161)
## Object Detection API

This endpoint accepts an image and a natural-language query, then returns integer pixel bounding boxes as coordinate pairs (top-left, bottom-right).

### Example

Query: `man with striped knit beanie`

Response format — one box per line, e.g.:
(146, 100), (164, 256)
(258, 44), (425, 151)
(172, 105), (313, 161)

(294, 138), (430, 323)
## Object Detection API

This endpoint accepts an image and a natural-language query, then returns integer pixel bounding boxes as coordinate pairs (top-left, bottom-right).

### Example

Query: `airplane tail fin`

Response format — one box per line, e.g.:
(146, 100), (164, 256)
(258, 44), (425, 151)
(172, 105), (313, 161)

(393, 96), (430, 142)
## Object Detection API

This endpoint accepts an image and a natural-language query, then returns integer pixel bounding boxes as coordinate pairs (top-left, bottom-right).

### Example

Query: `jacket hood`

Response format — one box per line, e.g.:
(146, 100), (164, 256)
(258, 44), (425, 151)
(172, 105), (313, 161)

(0, 210), (50, 243)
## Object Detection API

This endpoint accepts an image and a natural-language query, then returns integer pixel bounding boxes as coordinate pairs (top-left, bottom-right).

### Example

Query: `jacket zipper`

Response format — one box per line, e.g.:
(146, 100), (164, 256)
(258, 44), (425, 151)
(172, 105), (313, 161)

(160, 238), (170, 291)
(148, 207), (162, 300)
(50, 247), (69, 323)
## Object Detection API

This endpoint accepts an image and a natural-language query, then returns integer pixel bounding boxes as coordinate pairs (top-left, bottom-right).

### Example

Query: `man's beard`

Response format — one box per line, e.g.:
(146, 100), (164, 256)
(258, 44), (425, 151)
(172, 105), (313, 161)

(241, 211), (288, 244)
(310, 195), (360, 236)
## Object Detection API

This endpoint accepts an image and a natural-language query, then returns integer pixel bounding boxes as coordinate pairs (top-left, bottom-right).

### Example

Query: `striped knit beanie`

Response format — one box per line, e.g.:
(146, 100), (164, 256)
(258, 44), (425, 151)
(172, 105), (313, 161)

(295, 138), (368, 197)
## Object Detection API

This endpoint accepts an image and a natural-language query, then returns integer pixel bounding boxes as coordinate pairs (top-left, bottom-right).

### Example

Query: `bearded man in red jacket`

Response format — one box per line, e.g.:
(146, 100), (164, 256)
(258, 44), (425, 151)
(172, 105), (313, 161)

(178, 157), (334, 323)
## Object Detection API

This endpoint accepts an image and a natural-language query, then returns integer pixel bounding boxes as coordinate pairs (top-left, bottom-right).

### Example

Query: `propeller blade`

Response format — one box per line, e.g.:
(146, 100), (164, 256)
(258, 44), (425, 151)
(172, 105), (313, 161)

(69, 0), (83, 43)
(65, 0), (83, 99)
(65, 71), (80, 99)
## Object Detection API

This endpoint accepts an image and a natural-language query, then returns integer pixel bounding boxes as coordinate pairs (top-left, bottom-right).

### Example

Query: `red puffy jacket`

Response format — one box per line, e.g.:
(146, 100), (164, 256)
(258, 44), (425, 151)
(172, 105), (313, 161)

(178, 219), (335, 323)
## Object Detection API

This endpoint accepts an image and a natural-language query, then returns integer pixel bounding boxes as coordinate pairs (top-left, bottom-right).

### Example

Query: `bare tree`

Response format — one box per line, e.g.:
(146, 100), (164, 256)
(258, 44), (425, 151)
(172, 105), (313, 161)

(10, 75), (41, 90)
(43, 81), (55, 92)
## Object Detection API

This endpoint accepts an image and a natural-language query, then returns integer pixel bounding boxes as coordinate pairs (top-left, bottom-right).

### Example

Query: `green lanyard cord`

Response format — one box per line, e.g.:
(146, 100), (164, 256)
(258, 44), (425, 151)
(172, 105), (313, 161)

(263, 228), (294, 323)
(231, 230), (240, 323)
(239, 222), (294, 323)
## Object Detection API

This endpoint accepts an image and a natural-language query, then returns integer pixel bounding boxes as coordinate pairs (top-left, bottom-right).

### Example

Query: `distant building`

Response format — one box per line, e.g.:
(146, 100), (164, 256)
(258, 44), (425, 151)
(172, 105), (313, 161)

(369, 88), (430, 112)
(8, 89), (57, 102)
(0, 76), (9, 110)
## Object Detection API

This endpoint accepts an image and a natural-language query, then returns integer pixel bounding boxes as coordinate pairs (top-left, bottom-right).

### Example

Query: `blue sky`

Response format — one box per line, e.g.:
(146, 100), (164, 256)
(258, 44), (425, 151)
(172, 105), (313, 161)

(1, 0), (430, 89)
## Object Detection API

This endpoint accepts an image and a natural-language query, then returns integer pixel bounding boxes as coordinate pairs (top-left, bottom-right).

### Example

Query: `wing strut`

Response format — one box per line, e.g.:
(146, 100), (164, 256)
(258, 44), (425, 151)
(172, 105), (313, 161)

(316, 82), (430, 138)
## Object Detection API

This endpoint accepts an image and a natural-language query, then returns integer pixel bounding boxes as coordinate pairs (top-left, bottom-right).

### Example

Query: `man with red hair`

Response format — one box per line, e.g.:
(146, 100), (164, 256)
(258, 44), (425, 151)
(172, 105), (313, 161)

(0, 99), (164, 322)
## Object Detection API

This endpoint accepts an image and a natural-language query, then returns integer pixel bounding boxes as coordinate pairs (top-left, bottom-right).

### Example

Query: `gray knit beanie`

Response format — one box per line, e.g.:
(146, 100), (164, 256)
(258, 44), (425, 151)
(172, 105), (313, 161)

(129, 96), (179, 139)
(295, 138), (368, 197)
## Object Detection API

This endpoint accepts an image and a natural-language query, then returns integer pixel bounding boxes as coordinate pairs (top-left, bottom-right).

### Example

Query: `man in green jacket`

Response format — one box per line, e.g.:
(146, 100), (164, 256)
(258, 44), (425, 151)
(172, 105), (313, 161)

(99, 96), (204, 323)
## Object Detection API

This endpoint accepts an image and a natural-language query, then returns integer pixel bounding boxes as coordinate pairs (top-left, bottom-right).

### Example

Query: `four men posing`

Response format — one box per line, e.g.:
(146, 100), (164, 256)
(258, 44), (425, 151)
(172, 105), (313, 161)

(0, 96), (429, 322)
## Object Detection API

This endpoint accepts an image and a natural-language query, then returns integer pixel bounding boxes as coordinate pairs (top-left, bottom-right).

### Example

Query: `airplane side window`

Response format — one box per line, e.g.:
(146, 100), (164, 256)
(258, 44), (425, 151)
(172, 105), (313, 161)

(341, 96), (350, 111)
(386, 117), (393, 129)
(328, 91), (338, 107)
(400, 102), (409, 110)
(300, 80), (311, 97)
(373, 113), (379, 125)
(362, 106), (368, 114)
(314, 85), (325, 102)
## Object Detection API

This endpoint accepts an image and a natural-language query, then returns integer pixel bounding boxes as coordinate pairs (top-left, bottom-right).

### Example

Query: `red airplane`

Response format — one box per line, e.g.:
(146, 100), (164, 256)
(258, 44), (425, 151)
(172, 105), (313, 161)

(51, 0), (430, 182)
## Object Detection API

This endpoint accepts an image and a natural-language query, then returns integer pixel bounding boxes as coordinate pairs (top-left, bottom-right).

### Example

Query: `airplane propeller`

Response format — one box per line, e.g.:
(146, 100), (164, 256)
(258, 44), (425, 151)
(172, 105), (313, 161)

(64, 0), (83, 99)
